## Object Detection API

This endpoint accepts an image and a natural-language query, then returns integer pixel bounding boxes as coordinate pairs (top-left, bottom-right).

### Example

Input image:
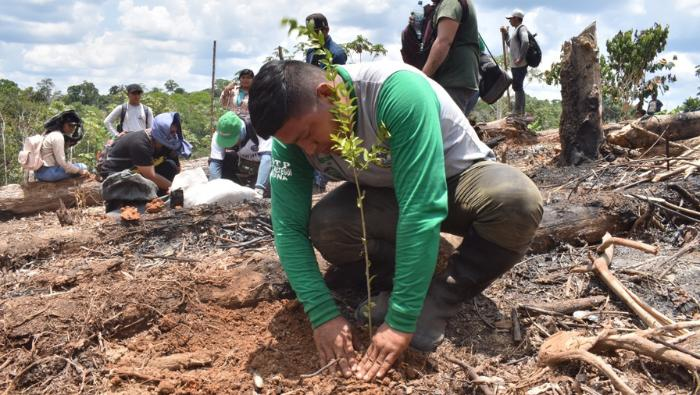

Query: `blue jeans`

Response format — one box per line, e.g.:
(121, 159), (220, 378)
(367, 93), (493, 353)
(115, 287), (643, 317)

(255, 153), (272, 191)
(209, 159), (223, 180)
(314, 171), (328, 190)
(35, 163), (87, 182)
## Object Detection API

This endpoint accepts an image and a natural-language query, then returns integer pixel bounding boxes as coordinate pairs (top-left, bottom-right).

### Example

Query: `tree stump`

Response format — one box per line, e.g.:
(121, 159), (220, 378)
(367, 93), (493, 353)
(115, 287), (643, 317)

(558, 22), (604, 166)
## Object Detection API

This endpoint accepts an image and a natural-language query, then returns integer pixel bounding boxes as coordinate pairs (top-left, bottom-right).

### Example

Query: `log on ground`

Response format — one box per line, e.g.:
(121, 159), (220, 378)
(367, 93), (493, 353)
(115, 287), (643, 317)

(0, 178), (102, 219)
(606, 111), (700, 149)
(530, 203), (637, 254)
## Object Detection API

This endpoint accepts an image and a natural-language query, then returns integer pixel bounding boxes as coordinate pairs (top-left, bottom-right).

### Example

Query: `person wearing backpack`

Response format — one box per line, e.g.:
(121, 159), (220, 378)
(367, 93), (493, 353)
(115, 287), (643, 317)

(103, 84), (153, 138)
(501, 10), (529, 116)
(34, 112), (90, 182)
(99, 112), (189, 197)
(411, 0), (481, 116)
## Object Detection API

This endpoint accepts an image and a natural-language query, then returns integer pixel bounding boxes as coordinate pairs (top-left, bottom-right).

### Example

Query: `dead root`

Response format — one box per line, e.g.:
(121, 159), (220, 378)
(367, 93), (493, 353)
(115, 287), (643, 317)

(539, 322), (700, 395)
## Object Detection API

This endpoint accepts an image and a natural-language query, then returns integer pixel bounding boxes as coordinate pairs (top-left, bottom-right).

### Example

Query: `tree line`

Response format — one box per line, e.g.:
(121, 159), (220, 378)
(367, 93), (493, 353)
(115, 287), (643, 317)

(0, 78), (233, 185)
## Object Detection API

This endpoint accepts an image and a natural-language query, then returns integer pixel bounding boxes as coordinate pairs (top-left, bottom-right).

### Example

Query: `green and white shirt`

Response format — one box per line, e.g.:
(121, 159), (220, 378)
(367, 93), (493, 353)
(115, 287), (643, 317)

(270, 62), (494, 333)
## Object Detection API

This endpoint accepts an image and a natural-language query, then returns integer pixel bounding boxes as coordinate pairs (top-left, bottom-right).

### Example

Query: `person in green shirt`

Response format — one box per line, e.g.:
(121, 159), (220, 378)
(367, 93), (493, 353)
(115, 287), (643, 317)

(422, 0), (480, 115)
(248, 60), (542, 381)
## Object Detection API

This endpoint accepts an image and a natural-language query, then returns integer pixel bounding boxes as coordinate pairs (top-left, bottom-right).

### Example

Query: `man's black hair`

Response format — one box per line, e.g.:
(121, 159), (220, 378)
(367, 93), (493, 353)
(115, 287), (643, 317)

(238, 68), (255, 78)
(306, 13), (329, 31)
(248, 60), (325, 139)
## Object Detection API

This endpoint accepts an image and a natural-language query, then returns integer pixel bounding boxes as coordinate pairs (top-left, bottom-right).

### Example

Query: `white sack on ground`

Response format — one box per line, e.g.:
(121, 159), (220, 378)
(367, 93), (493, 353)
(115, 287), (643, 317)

(184, 178), (259, 207)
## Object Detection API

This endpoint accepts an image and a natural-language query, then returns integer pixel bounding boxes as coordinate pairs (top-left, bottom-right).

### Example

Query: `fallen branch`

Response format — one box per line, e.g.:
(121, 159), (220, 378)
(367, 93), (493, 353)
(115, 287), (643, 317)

(668, 184), (700, 211)
(445, 356), (495, 395)
(596, 237), (658, 255)
(657, 238), (699, 279)
(520, 296), (608, 316)
(589, 233), (680, 332)
(147, 351), (214, 371)
(627, 194), (700, 221)
(299, 359), (337, 378)
(538, 331), (635, 395)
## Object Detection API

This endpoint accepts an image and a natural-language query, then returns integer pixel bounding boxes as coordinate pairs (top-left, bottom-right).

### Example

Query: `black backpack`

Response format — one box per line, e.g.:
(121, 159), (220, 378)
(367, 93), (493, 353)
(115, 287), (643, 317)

(401, 0), (469, 70)
(516, 26), (542, 68)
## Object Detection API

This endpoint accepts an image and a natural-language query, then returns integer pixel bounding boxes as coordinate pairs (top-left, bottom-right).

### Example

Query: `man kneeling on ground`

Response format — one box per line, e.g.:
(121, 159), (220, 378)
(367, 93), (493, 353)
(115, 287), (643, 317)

(249, 60), (543, 381)
(99, 112), (190, 211)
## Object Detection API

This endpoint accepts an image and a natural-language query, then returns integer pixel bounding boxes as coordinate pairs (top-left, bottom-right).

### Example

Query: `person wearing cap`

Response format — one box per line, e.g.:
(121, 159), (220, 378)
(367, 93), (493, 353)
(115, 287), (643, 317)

(249, 60), (543, 381)
(104, 84), (154, 138)
(420, 0), (481, 116)
(220, 69), (255, 120)
(209, 112), (273, 196)
(35, 113), (89, 182)
(501, 10), (529, 116)
(99, 112), (189, 196)
(305, 13), (347, 68)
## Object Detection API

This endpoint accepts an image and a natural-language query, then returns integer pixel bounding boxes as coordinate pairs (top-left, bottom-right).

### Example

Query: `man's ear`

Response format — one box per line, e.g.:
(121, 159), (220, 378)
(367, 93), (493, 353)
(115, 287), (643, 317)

(316, 82), (335, 99)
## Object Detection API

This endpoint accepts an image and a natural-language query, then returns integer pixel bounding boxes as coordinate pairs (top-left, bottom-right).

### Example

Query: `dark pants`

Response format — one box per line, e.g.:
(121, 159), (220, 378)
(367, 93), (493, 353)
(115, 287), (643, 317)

(445, 88), (480, 116)
(309, 161), (543, 292)
(511, 66), (527, 115)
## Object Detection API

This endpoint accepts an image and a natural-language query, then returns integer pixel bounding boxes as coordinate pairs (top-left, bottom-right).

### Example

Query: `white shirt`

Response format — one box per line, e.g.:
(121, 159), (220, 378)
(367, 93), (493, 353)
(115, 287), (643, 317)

(209, 128), (272, 163)
(104, 103), (153, 137)
(40, 131), (81, 174)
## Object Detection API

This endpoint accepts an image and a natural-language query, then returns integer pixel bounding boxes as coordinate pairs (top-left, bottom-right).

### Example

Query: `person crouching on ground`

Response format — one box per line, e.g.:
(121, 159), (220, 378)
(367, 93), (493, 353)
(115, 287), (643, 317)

(35, 113), (89, 182)
(99, 112), (190, 197)
(248, 60), (543, 381)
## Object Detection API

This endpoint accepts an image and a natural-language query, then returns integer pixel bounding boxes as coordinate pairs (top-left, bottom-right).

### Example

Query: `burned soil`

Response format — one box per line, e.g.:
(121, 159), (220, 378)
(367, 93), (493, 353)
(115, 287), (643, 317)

(0, 134), (698, 394)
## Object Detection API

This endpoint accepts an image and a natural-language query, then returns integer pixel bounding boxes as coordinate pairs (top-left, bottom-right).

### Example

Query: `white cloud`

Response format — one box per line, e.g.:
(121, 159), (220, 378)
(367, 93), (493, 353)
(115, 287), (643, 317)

(0, 0), (697, 108)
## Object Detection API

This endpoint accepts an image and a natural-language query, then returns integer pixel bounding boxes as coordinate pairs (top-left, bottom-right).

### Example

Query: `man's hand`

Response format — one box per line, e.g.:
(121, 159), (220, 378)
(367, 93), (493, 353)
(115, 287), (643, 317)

(500, 26), (508, 34)
(516, 58), (523, 65)
(313, 316), (358, 378)
(357, 323), (413, 381)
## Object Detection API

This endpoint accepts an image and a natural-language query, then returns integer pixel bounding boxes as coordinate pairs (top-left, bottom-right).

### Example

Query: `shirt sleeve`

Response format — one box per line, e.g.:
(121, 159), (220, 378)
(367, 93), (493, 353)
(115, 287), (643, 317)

(435, 0), (462, 22)
(50, 133), (81, 174)
(376, 71), (448, 333)
(270, 139), (341, 328)
(333, 49), (348, 65)
(129, 133), (155, 167)
(104, 105), (121, 137)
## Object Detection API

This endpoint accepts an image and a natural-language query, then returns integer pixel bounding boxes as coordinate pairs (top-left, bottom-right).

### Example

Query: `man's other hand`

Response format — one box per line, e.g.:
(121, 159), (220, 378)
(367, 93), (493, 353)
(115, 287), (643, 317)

(312, 316), (358, 378)
(357, 323), (412, 381)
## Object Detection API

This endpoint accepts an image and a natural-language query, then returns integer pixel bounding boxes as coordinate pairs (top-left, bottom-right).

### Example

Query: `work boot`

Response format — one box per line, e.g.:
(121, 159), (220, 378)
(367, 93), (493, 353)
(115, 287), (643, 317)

(356, 230), (524, 352)
(514, 91), (526, 115)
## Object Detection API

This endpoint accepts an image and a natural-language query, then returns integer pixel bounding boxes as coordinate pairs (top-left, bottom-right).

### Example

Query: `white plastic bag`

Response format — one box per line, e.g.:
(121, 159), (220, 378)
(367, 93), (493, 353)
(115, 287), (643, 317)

(171, 168), (208, 193)
(184, 178), (259, 207)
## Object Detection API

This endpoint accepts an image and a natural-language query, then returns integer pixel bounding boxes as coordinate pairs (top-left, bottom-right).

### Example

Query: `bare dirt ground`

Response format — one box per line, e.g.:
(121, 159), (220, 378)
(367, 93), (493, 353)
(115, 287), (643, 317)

(0, 134), (698, 394)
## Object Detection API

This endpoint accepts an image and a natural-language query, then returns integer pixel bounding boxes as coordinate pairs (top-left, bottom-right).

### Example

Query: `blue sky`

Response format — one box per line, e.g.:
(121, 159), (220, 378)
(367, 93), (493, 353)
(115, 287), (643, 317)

(0, 0), (698, 108)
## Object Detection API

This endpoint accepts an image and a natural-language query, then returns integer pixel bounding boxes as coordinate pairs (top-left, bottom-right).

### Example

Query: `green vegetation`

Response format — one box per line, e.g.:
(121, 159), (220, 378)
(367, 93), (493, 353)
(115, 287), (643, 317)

(0, 77), (227, 185)
(542, 23), (677, 121)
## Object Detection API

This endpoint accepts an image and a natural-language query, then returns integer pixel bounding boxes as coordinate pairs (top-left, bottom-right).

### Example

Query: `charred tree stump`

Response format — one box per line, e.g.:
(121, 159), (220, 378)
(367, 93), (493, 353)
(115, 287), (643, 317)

(558, 22), (604, 166)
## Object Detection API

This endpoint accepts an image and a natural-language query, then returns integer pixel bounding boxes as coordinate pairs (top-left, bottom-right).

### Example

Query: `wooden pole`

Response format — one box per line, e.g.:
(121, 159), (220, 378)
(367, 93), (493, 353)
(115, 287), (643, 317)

(501, 31), (512, 113)
(277, 46), (284, 60)
(210, 40), (217, 134)
(0, 111), (6, 185)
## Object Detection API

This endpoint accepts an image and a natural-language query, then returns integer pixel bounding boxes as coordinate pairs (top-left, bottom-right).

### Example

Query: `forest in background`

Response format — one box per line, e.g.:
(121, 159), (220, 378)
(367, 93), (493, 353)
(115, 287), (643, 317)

(1, 24), (699, 186)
